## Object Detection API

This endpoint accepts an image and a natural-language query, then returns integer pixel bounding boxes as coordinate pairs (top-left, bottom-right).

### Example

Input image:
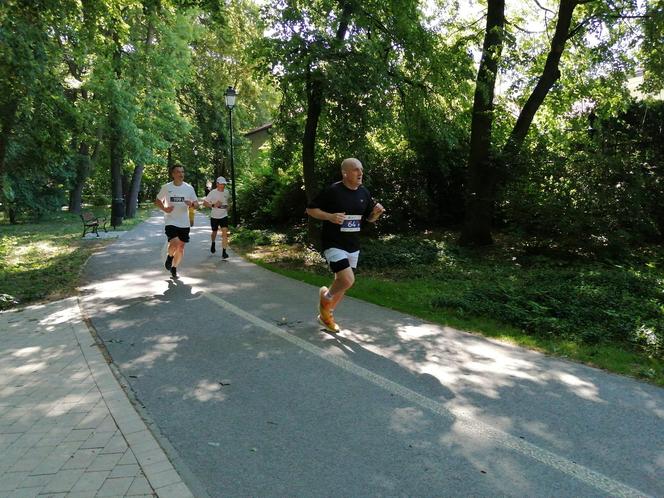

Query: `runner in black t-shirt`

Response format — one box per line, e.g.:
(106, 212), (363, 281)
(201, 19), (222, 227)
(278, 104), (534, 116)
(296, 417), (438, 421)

(306, 158), (385, 332)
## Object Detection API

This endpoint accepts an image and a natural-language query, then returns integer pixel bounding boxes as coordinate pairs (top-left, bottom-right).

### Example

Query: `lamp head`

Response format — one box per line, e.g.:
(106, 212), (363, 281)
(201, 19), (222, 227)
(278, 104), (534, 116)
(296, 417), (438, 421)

(224, 86), (237, 110)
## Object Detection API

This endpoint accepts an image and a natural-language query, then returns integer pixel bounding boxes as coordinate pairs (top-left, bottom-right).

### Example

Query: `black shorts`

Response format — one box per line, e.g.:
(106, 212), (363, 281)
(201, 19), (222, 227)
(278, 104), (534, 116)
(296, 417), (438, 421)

(165, 225), (191, 243)
(211, 217), (229, 231)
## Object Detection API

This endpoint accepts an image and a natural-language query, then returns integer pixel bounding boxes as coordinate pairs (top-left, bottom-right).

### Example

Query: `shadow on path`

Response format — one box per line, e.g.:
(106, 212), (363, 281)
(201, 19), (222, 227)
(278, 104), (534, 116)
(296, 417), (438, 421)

(77, 213), (664, 498)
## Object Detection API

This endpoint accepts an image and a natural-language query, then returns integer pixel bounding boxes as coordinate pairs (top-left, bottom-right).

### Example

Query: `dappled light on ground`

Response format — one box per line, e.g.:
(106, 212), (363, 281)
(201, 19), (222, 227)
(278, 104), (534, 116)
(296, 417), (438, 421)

(554, 372), (601, 402)
(5, 240), (75, 267)
(183, 379), (228, 403)
(0, 298), (172, 495)
(388, 406), (431, 434)
(119, 334), (189, 370)
(340, 320), (611, 405)
(73, 215), (663, 497)
(1, 301), (94, 421)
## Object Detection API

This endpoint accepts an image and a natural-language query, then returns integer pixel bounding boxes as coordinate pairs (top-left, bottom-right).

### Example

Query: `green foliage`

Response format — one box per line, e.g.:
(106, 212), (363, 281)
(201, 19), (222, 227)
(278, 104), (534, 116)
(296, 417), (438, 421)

(0, 0), (78, 219)
(0, 0), (277, 224)
(238, 160), (306, 226)
(177, 0), (278, 198)
(431, 259), (663, 356)
(258, 0), (475, 229)
(360, 235), (441, 268)
(0, 0), (660, 264)
(230, 226), (289, 246)
(83, 193), (112, 207)
(641, 0), (664, 93)
(503, 100), (664, 253)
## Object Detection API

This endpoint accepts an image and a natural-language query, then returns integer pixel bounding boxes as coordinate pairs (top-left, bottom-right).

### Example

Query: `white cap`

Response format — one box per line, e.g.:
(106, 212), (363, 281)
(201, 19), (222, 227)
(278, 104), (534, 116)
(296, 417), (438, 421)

(216, 176), (228, 184)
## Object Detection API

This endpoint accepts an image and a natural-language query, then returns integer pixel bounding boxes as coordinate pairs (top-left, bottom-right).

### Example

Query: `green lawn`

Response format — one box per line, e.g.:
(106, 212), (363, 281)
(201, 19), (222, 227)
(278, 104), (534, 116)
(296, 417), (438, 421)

(0, 208), (151, 309)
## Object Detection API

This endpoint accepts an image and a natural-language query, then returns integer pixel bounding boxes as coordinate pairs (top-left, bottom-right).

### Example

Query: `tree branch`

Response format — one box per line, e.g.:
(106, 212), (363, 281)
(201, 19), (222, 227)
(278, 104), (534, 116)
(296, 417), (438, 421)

(506, 19), (545, 35)
(532, 0), (555, 16)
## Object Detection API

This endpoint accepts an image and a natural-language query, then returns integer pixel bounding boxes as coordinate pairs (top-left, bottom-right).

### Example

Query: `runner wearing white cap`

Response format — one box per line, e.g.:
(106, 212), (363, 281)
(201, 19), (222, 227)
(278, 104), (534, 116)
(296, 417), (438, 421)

(203, 176), (231, 259)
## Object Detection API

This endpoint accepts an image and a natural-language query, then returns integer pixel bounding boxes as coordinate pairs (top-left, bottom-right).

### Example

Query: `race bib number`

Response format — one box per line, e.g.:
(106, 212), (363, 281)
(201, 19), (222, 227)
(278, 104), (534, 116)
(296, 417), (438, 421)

(340, 214), (362, 232)
(169, 196), (185, 203)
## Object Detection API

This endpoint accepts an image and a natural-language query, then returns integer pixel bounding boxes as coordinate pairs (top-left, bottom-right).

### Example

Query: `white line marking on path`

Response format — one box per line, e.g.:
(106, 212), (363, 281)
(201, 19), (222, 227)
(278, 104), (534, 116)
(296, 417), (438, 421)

(202, 291), (650, 498)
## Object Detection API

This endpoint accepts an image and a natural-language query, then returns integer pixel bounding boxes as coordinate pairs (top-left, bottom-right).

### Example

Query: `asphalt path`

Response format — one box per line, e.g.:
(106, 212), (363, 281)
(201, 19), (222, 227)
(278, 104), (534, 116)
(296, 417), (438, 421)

(78, 213), (664, 498)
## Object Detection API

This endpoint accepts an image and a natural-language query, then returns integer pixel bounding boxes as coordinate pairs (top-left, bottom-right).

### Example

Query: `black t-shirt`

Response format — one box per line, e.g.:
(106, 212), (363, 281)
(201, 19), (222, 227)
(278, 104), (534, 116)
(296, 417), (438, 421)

(308, 181), (375, 252)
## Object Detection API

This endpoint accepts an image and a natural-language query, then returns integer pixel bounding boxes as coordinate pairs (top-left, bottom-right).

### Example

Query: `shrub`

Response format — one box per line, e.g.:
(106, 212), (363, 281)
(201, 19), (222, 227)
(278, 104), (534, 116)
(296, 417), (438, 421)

(360, 235), (441, 269)
(432, 261), (663, 356)
(231, 227), (286, 246)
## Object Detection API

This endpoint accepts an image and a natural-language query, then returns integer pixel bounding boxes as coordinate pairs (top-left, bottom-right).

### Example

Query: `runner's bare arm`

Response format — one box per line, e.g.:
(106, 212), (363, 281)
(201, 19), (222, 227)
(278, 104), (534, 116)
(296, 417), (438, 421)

(367, 202), (385, 223)
(155, 199), (174, 213)
(306, 207), (345, 225)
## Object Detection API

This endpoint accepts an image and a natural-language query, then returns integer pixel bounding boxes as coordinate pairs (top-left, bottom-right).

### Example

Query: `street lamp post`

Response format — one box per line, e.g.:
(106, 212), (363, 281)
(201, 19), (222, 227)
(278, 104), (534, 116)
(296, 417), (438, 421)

(224, 86), (238, 226)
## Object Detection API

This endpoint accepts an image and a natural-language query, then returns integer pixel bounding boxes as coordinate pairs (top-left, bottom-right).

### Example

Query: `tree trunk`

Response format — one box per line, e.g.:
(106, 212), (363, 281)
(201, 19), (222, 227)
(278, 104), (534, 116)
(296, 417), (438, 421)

(214, 136), (226, 179)
(125, 162), (144, 218)
(64, 78), (92, 215)
(110, 105), (124, 227)
(459, 0), (505, 246)
(0, 98), (19, 221)
(302, 1), (353, 245)
(167, 145), (174, 170)
(302, 73), (324, 204)
(110, 31), (124, 228)
(502, 0), (581, 160)
(68, 142), (91, 215)
(303, 73), (324, 246)
(68, 179), (85, 215)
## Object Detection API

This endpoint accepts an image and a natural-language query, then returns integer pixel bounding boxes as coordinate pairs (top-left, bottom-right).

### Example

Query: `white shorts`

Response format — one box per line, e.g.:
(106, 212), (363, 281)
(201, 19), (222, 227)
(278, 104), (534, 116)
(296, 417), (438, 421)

(323, 248), (359, 269)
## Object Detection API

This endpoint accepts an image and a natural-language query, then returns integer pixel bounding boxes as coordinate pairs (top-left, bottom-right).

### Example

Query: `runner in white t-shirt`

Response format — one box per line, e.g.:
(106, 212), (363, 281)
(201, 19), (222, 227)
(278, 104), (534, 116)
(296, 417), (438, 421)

(155, 164), (199, 278)
(203, 176), (231, 259)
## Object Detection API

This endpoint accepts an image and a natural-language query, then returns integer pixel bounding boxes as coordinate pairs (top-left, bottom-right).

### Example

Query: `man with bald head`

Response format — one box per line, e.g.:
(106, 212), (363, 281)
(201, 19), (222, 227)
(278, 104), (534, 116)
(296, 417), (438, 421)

(306, 158), (385, 332)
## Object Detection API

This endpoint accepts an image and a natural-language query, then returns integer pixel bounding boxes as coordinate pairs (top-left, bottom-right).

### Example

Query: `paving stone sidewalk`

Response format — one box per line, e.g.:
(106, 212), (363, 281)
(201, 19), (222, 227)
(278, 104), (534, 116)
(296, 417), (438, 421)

(0, 298), (194, 498)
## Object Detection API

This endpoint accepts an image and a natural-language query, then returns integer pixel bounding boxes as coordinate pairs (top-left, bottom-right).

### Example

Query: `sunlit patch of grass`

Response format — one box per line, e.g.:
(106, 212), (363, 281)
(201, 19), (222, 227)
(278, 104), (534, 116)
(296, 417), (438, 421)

(7, 240), (75, 267)
(0, 207), (152, 310)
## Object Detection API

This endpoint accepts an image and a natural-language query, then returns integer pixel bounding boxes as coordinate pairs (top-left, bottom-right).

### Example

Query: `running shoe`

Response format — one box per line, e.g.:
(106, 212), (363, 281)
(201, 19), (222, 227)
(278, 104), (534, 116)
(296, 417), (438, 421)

(211, 242), (216, 253)
(319, 286), (332, 316)
(318, 313), (340, 333)
(222, 249), (229, 259)
(170, 267), (178, 278)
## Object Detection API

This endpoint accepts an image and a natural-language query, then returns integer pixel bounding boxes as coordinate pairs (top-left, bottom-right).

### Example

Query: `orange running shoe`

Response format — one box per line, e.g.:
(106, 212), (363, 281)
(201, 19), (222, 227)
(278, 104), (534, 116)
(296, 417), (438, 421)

(318, 313), (340, 333)
(319, 286), (331, 314)
(318, 287), (339, 332)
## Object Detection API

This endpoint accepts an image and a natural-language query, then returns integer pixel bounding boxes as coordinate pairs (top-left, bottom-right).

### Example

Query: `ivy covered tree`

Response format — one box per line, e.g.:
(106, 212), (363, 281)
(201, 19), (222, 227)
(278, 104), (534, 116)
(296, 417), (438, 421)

(0, 0), (79, 222)
(0, 0), (275, 224)
(459, 0), (651, 246)
(641, 0), (664, 93)
(258, 0), (472, 236)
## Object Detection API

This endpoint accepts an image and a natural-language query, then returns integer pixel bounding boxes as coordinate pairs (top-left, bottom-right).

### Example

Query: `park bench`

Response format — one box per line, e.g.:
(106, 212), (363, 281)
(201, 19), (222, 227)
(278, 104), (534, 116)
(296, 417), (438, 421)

(80, 211), (108, 237)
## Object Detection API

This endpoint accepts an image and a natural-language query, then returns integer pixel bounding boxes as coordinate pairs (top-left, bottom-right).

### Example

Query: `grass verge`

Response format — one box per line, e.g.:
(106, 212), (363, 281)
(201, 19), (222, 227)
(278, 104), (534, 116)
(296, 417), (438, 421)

(0, 208), (151, 310)
(232, 228), (664, 387)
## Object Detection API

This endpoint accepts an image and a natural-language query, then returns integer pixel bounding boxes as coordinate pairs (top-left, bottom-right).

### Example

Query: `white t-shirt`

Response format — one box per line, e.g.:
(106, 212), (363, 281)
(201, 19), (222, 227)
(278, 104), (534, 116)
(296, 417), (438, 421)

(156, 181), (198, 228)
(204, 188), (230, 219)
